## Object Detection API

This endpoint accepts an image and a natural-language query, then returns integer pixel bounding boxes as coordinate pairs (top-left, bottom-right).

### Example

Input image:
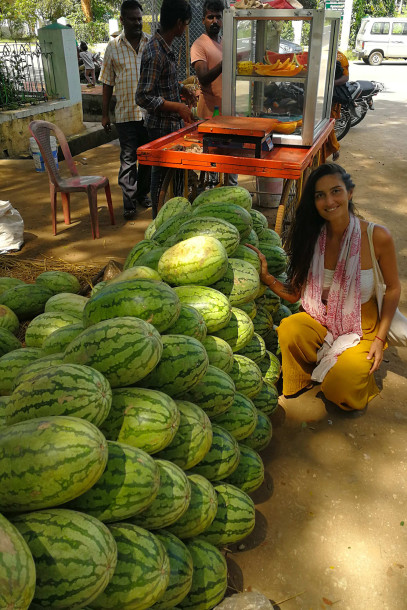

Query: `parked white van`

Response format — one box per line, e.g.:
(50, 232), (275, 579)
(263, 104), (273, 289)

(355, 17), (407, 65)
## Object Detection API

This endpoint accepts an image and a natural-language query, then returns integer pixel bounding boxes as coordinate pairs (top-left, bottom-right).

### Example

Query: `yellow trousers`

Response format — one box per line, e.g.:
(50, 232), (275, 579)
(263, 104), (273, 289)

(277, 298), (383, 411)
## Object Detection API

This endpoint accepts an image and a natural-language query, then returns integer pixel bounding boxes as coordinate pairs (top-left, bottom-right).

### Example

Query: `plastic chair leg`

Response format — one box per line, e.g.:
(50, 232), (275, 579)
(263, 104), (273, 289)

(87, 187), (99, 239)
(61, 192), (71, 225)
(49, 182), (57, 235)
(104, 183), (115, 225)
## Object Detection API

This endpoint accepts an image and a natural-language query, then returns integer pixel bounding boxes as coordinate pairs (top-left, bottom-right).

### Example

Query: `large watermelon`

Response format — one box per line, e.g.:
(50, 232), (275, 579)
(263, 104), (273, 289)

(0, 347), (42, 395)
(212, 392), (258, 441)
(100, 387), (180, 454)
(123, 239), (158, 270)
(239, 299), (257, 320)
(82, 278), (180, 333)
(174, 286), (231, 333)
(252, 379), (279, 416)
(0, 328), (21, 356)
(225, 443), (265, 494)
(191, 423), (240, 481)
(244, 409), (273, 452)
(24, 311), (82, 348)
(45, 292), (88, 317)
(243, 229), (259, 248)
(201, 335), (234, 373)
(155, 196), (191, 228)
(229, 354), (263, 398)
(42, 322), (84, 354)
(0, 395), (8, 429)
(152, 213), (189, 245)
(179, 365), (236, 418)
(151, 530), (193, 609)
(273, 303), (292, 325)
(64, 317), (163, 388)
(211, 258), (260, 306)
(35, 271), (80, 295)
(256, 286), (281, 316)
(249, 209), (268, 236)
(137, 334), (209, 397)
(158, 236), (228, 287)
(67, 441), (161, 522)
(135, 246), (168, 271)
(0, 303), (19, 334)
(110, 266), (162, 283)
(258, 350), (281, 385)
(231, 244), (261, 273)
(212, 306), (254, 353)
(164, 304), (207, 342)
(11, 508), (117, 609)
(175, 216), (240, 256)
(0, 513), (36, 610)
(192, 185), (252, 211)
(260, 243), (288, 276)
(258, 227), (282, 248)
(0, 416), (108, 512)
(0, 284), (53, 320)
(252, 304), (274, 338)
(236, 331), (266, 363)
(12, 353), (65, 388)
(191, 201), (253, 239)
(157, 400), (212, 470)
(7, 363), (112, 427)
(0, 276), (25, 295)
(180, 539), (227, 609)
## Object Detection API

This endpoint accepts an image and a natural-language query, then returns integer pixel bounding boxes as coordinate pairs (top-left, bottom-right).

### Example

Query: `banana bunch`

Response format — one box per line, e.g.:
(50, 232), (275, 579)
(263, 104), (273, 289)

(237, 61), (254, 75)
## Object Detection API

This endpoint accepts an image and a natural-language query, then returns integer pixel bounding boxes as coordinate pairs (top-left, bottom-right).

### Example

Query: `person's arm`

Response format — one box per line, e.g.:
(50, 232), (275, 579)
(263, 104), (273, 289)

(334, 73), (349, 86)
(102, 84), (114, 131)
(245, 244), (301, 303)
(367, 226), (401, 374)
(99, 45), (114, 131)
(193, 59), (222, 87)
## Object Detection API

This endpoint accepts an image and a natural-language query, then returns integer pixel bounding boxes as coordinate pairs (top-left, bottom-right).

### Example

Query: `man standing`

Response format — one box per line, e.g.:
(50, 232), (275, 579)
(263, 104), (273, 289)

(136, 0), (196, 216)
(100, 0), (152, 220)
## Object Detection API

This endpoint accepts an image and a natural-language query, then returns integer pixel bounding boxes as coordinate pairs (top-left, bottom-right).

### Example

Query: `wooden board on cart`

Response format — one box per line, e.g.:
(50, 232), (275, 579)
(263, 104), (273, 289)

(198, 116), (280, 138)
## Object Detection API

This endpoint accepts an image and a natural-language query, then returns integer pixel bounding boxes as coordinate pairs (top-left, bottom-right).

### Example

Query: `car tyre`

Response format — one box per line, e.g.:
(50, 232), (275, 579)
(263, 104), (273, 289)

(368, 51), (383, 66)
(362, 58), (369, 65)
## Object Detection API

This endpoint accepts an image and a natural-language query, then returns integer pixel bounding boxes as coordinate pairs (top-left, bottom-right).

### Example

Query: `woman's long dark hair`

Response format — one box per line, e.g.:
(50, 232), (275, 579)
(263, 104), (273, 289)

(286, 163), (355, 291)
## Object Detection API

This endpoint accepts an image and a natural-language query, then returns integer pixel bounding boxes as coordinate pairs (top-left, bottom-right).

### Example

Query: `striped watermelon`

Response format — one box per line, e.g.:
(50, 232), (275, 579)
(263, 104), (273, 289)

(155, 196), (191, 228)
(284, 298), (301, 314)
(12, 353), (65, 388)
(123, 239), (158, 270)
(256, 287), (281, 315)
(90, 523), (169, 610)
(191, 423), (240, 481)
(258, 227), (282, 247)
(249, 209), (268, 236)
(244, 409), (273, 451)
(237, 331), (266, 363)
(7, 363), (112, 428)
(211, 258), (260, 306)
(239, 299), (257, 320)
(111, 266), (162, 283)
(145, 219), (157, 239)
(152, 213), (189, 245)
(164, 233), (180, 248)
(45, 292), (88, 317)
(273, 303), (292, 325)
(180, 539), (227, 609)
(42, 322), (84, 354)
(0, 513), (36, 610)
(174, 285), (231, 333)
(256, 281), (268, 298)
(260, 244), (287, 276)
(0, 284), (53, 320)
(212, 307), (254, 353)
(243, 229), (259, 248)
(0, 347), (42, 395)
(136, 246), (168, 271)
(201, 335), (234, 373)
(192, 185), (252, 211)
(25, 311), (82, 348)
(151, 530), (193, 609)
(179, 365), (236, 419)
(166, 473), (218, 539)
(258, 350), (281, 384)
(0, 328), (21, 356)
(0, 303), (19, 334)
(157, 400), (212, 470)
(90, 281), (108, 296)
(0, 416), (108, 512)
(252, 304), (274, 338)
(11, 508), (117, 609)
(67, 441), (160, 522)
(64, 317), (163, 388)
(158, 236), (229, 287)
(0, 395), (9, 428)
(229, 354), (263, 398)
(231, 244), (261, 273)
(137, 334), (209, 397)
(263, 325), (280, 356)
(101, 387), (180, 455)
(198, 482), (255, 546)
(252, 379), (279, 416)
(0, 277), (25, 295)
(225, 443), (265, 493)
(175, 216), (240, 256)
(35, 271), (80, 295)
(191, 202), (253, 239)
(83, 278), (181, 333)
(130, 459), (191, 529)
(164, 304), (207, 342)
(212, 392), (258, 441)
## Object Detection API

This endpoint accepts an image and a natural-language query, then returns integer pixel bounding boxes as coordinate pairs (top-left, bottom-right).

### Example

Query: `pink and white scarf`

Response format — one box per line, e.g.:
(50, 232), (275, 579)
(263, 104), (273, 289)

(302, 214), (363, 382)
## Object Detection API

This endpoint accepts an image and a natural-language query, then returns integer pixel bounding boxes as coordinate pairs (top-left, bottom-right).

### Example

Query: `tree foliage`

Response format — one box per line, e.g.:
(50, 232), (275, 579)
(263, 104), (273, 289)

(350, 0), (396, 46)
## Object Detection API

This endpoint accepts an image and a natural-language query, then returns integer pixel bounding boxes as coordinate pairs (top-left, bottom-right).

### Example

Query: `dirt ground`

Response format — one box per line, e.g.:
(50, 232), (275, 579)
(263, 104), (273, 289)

(0, 60), (406, 609)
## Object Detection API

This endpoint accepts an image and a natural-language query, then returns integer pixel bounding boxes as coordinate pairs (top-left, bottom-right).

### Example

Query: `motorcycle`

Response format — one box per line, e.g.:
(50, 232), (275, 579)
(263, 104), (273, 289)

(334, 80), (384, 141)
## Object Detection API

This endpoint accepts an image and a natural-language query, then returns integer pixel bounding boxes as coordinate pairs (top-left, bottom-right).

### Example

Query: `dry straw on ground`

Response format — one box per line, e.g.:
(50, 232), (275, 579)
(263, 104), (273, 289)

(0, 255), (102, 288)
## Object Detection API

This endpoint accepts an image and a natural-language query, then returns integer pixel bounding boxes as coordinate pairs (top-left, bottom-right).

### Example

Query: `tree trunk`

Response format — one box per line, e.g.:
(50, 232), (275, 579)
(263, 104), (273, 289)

(81, 0), (93, 23)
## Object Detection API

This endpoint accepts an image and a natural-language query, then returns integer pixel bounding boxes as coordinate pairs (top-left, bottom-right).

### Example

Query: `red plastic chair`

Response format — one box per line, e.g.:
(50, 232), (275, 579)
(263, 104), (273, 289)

(28, 120), (115, 239)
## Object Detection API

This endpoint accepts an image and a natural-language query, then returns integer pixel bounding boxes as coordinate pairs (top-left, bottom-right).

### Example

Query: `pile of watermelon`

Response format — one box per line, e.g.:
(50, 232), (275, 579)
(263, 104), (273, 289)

(0, 185), (301, 610)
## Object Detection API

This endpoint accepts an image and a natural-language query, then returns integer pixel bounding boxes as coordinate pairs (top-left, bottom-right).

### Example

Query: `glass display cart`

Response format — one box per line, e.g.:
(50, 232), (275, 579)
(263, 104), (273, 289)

(221, 7), (341, 146)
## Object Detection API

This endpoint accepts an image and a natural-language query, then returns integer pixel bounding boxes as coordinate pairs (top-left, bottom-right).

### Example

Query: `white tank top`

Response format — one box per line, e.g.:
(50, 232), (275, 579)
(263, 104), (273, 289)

(322, 268), (375, 304)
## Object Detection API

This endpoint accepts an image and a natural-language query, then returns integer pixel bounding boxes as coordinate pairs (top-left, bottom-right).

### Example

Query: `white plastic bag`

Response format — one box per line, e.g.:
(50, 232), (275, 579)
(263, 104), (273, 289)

(0, 200), (24, 254)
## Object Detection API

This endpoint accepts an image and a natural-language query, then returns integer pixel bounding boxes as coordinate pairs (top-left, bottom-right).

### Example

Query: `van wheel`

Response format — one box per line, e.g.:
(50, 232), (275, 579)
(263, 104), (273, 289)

(368, 51), (383, 66)
(362, 58), (369, 64)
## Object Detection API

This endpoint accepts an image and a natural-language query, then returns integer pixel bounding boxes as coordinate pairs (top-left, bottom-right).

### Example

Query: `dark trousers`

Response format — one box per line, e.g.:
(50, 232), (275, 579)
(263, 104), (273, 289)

(148, 127), (184, 218)
(115, 120), (151, 212)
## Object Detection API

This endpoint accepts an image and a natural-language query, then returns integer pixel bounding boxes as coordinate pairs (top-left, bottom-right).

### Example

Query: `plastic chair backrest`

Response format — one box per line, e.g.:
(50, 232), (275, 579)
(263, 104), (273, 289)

(28, 120), (79, 186)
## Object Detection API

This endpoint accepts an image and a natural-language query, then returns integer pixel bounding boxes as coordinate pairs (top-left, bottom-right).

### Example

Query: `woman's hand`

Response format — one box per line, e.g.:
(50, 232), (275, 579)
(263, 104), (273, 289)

(245, 244), (269, 281)
(367, 338), (384, 374)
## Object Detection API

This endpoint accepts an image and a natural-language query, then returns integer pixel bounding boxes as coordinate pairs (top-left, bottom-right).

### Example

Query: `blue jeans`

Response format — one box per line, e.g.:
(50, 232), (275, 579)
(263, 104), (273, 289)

(115, 121), (151, 212)
(148, 127), (184, 218)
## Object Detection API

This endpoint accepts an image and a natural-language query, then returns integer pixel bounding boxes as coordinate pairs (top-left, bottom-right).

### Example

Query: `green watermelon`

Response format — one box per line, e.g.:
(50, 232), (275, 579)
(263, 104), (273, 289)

(239, 299), (257, 320)
(225, 443), (265, 493)
(67, 441), (160, 522)
(229, 354), (263, 398)
(191, 201), (253, 239)
(0, 303), (19, 334)
(130, 459), (191, 529)
(12, 353), (65, 388)
(192, 185), (252, 211)
(191, 423), (240, 481)
(137, 334), (209, 397)
(260, 244), (287, 276)
(258, 227), (282, 248)
(256, 282), (268, 298)
(0, 276), (25, 295)
(252, 379), (279, 416)
(42, 322), (84, 354)
(179, 365), (236, 418)
(158, 235), (228, 286)
(35, 271), (80, 295)
(0, 346), (43, 395)
(273, 303), (292, 325)
(136, 246), (168, 271)
(90, 523), (169, 610)
(201, 335), (234, 373)
(263, 325), (280, 355)
(284, 298), (301, 314)
(258, 350), (281, 385)
(249, 209), (268, 236)
(152, 213), (189, 245)
(155, 196), (191, 228)
(0, 327), (21, 356)
(164, 304), (207, 342)
(90, 280), (108, 296)
(237, 331), (266, 363)
(231, 244), (261, 273)
(25, 311), (81, 348)
(101, 387), (180, 454)
(83, 278), (180, 333)
(198, 482), (255, 546)
(243, 229), (259, 248)
(212, 307), (254, 353)
(212, 392), (258, 441)
(0, 513), (36, 610)
(44, 292), (88, 317)
(11, 508), (117, 609)
(256, 287), (281, 315)
(244, 409), (273, 452)
(151, 530), (193, 609)
(0, 284), (53, 320)
(252, 304), (274, 338)
(110, 266), (162, 283)
(211, 258), (260, 306)
(7, 363), (112, 427)
(175, 216), (240, 256)
(123, 239), (159, 270)
(174, 286), (231, 333)
(166, 473), (218, 539)
(0, 396), (9, 428)
(157, 400), (212, 470)
(64, 317), (163, 388)
(0, 416), (108, 512)
(145, 219), (157, 239)
(180, 539), (227, 609)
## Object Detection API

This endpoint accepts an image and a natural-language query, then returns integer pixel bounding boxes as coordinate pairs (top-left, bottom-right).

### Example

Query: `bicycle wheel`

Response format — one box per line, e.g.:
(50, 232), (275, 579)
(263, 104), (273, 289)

(334, 107), (352, 141)
(350, 104), (368, 128)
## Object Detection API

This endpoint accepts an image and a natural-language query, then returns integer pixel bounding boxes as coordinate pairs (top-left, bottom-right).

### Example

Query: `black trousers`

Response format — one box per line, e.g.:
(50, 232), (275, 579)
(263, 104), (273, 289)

(115, 120), (151, 212)
(148, 126), (184, 219)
